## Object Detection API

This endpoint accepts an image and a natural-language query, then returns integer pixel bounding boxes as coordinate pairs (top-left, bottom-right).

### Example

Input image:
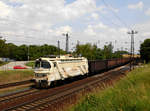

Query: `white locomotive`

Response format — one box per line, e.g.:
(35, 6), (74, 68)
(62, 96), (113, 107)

(34, 55), (88, 88)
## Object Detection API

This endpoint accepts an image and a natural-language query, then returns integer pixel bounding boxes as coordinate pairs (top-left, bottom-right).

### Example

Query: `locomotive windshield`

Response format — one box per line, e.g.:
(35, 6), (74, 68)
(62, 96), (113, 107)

(35, 60), (51, 69)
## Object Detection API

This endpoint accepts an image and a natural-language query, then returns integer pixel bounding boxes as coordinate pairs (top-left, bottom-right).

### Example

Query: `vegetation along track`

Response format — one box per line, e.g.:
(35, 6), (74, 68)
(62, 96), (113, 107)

(0, 80), (34, 89)
(1, 65), (129, 111)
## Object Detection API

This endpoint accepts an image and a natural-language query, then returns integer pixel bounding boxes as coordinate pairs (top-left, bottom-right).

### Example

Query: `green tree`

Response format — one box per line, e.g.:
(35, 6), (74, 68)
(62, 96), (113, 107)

(113, 50), (128, 58)
(15, 45), (28, 60)
(0, 38), (6, 57)
(75, 43), (103, 60)
(0, 38), (66, 61)
(75, 43), (93, 60)
(4, 43), (18, 59)
(102, 43), (113, 59)
(140, 39), (150, 63)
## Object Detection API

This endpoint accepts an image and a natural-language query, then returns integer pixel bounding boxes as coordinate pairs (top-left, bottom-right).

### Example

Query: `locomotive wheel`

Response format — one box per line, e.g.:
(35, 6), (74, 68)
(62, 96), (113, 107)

(41, 81), (49, 88)
(35, 82), (40, 88)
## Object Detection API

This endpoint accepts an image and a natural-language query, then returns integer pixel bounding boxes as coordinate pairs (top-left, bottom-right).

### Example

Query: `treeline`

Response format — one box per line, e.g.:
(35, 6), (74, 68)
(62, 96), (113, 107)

(140, 39), (150, 63)
(0, 39), (65, 60)
(0, 38), (128, 61)
(74, 43), (128, 60)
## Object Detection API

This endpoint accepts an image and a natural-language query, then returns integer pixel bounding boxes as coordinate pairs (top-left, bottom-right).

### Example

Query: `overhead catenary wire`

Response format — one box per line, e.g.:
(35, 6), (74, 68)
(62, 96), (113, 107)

(101, 0), (141, 54)
(101, 0), (131, 30)
(0, 5), (138, 53)
(99, 12), (123, 28)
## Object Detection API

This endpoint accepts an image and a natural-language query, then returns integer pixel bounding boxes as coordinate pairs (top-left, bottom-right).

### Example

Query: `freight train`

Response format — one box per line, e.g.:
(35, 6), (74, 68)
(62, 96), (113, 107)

(33, 55), (130, 88)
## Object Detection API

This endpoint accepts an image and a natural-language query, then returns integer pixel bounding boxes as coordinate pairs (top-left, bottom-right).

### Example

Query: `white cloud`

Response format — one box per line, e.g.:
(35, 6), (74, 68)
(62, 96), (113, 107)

(129, 21), (150, 53)
(0, 0), (148, 53)
(95, 23), (108, 29)
(133, 21), (150, 36)
(145, 8), (150, 16)
(0, 0), (98, 44)
(91, 13), (99, 20)
(143, 32), (150, 36)
(84, 25), (96, 36)
(0, 0), (98, 27)
(128, 1), (144, 10)
(55, 26), (72, 36)
(62, 0), (97, 20)
(3, 0), (98, 25)
(83, 22), (128, 42)
(0, 1), (13, 17)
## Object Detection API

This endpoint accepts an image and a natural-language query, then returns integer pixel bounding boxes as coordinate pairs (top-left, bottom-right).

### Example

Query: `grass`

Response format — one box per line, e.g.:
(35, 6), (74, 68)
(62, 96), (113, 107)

(25, 61), (35, 68)
(0, 70), (34, 84)
(69, 64), (150, 111)
(0, 61), (9, 66)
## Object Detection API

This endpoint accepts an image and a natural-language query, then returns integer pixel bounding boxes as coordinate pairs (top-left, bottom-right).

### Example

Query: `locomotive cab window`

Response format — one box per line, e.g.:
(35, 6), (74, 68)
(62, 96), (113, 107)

(41, 61), (51, 69)
(35, 61), (40, 68)
(35, 60), (51, 69)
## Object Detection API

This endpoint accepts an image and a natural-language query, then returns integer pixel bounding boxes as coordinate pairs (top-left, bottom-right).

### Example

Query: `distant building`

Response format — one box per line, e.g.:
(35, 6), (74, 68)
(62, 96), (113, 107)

(122, 54), (140, 58)
(0, 58), (15, 62)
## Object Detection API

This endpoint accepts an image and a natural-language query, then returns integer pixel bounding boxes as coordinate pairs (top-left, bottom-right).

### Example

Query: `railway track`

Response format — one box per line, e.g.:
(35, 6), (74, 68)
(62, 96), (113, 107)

(0, 88), (38, 103)
(1, 65), (129, 111)
(0, 80), (34, 89)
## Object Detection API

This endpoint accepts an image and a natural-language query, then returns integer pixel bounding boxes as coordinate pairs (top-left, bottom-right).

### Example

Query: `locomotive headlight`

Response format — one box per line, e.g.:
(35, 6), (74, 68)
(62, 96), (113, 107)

(43, 73), (47, 77)
(35, 73), (47, 77)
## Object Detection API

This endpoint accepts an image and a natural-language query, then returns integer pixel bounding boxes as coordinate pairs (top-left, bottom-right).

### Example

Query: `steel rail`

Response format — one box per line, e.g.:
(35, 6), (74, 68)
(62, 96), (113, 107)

(0, 88), (38, 103)
(4, 67), (127, 111)
(0, 80), (34, 89)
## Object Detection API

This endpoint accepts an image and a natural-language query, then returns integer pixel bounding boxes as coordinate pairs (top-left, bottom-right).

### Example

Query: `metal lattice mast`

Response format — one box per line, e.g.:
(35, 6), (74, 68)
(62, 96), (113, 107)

(63, 33), (69, 53)
(127, 30), (138, 70)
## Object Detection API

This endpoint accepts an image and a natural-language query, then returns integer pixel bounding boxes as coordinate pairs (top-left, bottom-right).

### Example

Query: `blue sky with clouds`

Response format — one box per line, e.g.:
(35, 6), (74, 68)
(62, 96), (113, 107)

(65, 0), (150, 30)
(66, 0), (75, 4)
(0, 0), (150, 53)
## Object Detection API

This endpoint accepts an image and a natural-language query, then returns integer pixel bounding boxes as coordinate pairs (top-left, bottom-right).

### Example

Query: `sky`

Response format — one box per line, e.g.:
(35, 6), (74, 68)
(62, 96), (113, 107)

(0, 0), (150, 53)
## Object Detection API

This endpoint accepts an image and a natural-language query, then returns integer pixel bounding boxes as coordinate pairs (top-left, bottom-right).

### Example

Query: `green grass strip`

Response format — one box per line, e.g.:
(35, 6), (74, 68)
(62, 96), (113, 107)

(69, 64), (150, 111)
(25, 61), (35, 68)
(0, 70), (34, 84)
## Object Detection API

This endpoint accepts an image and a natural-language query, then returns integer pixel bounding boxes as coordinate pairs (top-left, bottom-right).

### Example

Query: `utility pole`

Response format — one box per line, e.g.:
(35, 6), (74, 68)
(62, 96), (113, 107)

(98, 40), (100, 48)
(62, 33), (69, 53)
(127, 30), (138, 70)
(77, 40), (80, 46)
(57, 40), (60, 57)
(28, 45), (29, 61)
